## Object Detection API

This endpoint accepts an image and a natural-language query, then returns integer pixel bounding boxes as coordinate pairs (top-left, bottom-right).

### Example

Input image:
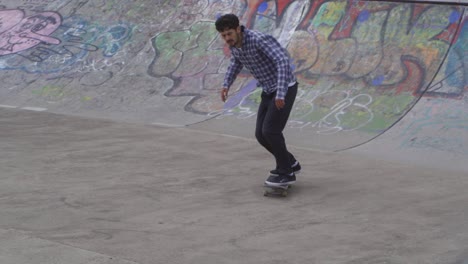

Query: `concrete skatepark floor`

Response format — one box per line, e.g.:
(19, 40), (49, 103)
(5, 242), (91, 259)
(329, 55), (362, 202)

(1, 108), (467, 264)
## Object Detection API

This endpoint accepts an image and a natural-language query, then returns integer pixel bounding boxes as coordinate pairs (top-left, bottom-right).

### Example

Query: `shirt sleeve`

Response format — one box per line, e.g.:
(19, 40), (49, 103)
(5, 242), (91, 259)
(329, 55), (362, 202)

(256, 35), (291, 100)
(223, 55), (243, 90)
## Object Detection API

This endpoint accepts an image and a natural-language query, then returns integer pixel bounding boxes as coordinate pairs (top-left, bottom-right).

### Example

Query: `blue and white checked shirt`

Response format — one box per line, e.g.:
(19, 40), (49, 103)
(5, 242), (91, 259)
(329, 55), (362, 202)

(223, 26), (296, 100)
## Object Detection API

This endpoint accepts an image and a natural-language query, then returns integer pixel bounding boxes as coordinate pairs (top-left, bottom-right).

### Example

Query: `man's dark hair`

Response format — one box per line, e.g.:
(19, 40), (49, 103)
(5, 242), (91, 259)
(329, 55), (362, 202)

(215, 14), (239, 32)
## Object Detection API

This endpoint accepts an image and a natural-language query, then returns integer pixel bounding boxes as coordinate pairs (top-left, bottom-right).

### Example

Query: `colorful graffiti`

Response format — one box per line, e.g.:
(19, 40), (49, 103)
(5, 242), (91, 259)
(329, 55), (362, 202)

(0, 9), (61, 55)
(0, 0), (465, 153)
(150, 0), (466, 137)
(428, 16), (468, 98)
(0, 9), (134, 81)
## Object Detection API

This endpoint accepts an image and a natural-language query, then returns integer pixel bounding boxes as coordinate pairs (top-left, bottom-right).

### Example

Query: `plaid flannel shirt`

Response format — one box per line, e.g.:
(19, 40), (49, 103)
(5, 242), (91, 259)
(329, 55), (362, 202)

(223, 26), (296, 100)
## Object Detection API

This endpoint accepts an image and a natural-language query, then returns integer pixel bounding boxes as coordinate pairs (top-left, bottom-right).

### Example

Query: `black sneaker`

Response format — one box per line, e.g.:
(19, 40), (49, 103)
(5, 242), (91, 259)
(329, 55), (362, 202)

(265, 173), (296, 186)
(270, 161), (301, 176)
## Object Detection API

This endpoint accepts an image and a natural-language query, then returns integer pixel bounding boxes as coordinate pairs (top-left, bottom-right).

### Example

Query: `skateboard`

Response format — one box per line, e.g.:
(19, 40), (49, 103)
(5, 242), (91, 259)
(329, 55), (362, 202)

(263, 183), (291, 197)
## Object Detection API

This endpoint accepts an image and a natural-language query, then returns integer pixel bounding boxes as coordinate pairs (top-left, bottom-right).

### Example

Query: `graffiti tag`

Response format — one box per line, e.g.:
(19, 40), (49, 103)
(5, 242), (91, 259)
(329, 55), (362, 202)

(0, 9), (61, 56)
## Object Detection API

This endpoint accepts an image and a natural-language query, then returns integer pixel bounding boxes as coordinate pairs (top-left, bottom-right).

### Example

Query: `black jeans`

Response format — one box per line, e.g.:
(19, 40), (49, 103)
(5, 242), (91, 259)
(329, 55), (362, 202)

(255, 82), (298, 174)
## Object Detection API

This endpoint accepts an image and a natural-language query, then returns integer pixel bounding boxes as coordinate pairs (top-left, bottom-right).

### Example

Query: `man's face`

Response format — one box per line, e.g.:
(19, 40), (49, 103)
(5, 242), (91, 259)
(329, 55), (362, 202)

(219, 26), (241, 47)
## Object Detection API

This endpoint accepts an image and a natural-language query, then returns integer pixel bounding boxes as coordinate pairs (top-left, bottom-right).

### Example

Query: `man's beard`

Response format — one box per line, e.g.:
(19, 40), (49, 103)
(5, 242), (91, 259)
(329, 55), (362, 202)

(228, 40), (236, 46)
(228, 32), (240, 47)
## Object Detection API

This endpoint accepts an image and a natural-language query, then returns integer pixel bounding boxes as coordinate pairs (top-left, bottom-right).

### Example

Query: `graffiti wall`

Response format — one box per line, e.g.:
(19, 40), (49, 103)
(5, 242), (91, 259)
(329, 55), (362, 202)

(192, 1), (466, 143)
(0, 0), (466, 156)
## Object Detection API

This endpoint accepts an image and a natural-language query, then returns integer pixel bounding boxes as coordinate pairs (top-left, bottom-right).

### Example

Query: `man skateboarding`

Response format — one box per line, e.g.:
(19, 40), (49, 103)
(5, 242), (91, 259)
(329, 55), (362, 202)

(215, 14), (301, 186)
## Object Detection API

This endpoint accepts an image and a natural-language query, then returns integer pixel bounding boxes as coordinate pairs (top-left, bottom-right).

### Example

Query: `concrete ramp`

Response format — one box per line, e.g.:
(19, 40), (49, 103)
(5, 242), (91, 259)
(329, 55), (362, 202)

(0, 0), (466, 170)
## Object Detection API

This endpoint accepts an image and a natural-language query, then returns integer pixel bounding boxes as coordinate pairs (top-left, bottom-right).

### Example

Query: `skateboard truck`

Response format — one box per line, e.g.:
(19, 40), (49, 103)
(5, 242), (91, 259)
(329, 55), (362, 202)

(263, 183), (291, 197)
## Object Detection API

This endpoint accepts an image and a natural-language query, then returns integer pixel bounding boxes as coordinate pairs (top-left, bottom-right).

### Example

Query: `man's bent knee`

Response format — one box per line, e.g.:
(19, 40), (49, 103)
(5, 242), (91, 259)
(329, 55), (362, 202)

(262, 129), (282, 142)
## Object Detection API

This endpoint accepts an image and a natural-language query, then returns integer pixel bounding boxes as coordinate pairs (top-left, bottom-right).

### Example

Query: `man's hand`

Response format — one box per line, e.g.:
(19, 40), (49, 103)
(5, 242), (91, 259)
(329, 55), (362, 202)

(221, 88), (229, 102)
(275, 99), (285, 109)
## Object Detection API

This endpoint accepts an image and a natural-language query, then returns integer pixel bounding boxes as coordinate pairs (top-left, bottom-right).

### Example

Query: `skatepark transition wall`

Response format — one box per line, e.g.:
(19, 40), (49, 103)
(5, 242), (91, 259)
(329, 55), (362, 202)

(0, 0), (466, 171)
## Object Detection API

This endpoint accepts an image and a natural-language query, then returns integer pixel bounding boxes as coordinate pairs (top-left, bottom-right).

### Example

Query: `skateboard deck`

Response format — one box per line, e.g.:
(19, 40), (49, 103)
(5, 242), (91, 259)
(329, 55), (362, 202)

(263, 183), (291, 197)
